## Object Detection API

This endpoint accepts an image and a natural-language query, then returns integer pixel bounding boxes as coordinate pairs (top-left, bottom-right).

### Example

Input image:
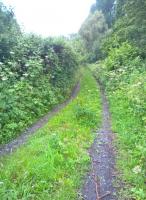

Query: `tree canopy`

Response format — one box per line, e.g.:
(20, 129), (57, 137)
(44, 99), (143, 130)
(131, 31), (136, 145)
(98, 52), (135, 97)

(0, 2), (20, 61)
(91, 0), (115, 27)
(79, 11), (108, 62)
(103, 0), (146, 58)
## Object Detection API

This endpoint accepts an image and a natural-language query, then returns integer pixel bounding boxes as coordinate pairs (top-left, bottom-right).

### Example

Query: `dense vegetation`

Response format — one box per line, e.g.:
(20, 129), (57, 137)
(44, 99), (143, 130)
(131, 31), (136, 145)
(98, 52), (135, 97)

(84, 0), (146, 199)
(0, 2), (20, 61)
(79, 10), (108, 62)
(90, 0), (115, 27)
(0, 2), (103, 199)
(0, 69), (101, 199)
(0, 3), (79, 144)
(1, 0), (146, 199)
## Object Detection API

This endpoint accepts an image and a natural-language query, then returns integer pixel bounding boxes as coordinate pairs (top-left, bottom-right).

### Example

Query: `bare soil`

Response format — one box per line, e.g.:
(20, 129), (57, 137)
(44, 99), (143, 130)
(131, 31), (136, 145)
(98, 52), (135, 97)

(0, 82), (80, 156)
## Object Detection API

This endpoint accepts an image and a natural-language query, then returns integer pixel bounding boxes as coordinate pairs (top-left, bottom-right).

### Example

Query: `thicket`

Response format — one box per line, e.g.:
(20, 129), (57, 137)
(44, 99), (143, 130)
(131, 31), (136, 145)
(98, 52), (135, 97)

(0, 3), (78, 144)
(88, 0), (146, 199)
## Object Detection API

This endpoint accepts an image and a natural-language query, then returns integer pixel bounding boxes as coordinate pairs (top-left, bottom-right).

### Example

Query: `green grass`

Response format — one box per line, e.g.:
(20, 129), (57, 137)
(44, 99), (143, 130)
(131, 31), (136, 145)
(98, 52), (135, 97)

(0, 68), (101, 200)
(109, 90), (146, 200)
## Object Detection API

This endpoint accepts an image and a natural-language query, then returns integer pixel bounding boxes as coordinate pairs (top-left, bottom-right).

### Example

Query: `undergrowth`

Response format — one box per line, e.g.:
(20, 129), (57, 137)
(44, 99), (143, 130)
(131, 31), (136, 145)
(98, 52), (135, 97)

(0, 68), (101, 200)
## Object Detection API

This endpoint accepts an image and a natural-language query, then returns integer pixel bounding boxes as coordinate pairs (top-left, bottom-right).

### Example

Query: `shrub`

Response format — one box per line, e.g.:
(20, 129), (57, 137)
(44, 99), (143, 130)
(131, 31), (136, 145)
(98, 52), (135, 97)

(0, 36), (79, 144)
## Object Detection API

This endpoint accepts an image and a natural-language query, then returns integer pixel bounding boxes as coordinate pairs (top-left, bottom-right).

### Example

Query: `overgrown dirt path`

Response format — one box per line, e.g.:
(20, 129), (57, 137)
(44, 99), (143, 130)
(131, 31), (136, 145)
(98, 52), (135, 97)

(82, 80), (117, 200)
(0, 82), (80, 156)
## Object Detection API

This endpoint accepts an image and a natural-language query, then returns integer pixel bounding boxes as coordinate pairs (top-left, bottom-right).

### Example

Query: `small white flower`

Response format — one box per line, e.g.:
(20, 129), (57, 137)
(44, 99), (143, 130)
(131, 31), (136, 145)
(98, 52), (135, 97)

(132, 165), (142, 174)
(137, 82), (142, 86)
(2, 77), (8, 81)
(23, 73), (28, 77)
(25, 64), (29, 67)
(8, 62), (12, 65)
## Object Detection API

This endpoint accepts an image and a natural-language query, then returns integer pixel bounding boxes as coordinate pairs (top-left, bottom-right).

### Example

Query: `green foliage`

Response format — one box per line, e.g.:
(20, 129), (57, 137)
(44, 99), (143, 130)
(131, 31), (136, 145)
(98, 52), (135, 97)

(91, 0), (115, 27)
(79, 11), (108, 62)
(104, 42), (139, 70)
(87, 0), (146, 198)
(108, 88), (146, 200)
(0, 2), (20, 61)
(0, 77), (59, 143)
(0, 33), (78, 144)
(0, 69), (102, 200)
(102, 0), (146, 58)
(115, 0), (127, 19)
(92, 43), (146, 198)
(74, 105), (97, 127)
(67, 34), (87, 64)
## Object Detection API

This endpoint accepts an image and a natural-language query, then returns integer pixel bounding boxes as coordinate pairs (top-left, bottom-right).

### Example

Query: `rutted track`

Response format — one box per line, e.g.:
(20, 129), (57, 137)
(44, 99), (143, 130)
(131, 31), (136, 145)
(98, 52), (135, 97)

(0, 82), (80, 156)
(82, 80), (117, 200)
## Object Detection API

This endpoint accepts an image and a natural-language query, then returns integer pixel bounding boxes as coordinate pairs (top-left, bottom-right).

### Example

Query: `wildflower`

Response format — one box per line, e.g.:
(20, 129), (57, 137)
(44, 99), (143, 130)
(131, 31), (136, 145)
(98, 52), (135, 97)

(2, 77), (8, 81)
(25, 63), (29, 67)
(132, 165), (141, 174)
(23, 73), (28, 77)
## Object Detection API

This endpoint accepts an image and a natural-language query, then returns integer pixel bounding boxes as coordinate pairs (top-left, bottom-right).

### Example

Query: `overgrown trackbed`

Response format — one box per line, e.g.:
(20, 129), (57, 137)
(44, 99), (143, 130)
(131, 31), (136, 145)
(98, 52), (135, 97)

(0, 82), (80, 156)
(82, 80), (117, 200)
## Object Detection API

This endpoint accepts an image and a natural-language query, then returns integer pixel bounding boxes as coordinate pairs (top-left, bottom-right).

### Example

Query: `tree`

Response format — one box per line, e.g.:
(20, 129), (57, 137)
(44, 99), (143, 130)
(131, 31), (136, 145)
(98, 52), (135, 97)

(0, 2), (20, 61)
(90, 3), (97, 13)
(91, 0), (115, 27)
(102, 0), (146, 58)
(115, 0), (127, 19)
(79, 11), (108, 62)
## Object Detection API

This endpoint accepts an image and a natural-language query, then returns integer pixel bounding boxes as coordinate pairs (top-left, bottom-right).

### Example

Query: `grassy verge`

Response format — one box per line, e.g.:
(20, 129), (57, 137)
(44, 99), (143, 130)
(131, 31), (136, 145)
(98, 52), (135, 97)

(92, 63), (146, 200)
(0, 68), (101, 200)
(108, 90), (146, 200)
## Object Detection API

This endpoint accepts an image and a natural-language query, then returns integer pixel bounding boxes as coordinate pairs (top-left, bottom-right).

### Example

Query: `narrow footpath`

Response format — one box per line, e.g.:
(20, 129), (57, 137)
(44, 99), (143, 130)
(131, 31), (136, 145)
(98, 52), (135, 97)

(82, 80), (117, 200)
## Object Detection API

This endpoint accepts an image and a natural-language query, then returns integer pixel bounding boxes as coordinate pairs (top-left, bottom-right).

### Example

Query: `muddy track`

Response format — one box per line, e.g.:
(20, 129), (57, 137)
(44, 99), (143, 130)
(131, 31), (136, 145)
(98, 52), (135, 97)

(0, 82), (80, 156)
(82, 80), (117, 200)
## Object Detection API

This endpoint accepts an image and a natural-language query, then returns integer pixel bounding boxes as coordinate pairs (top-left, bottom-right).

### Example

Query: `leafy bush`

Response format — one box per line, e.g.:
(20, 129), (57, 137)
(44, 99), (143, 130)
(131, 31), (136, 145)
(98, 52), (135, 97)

(104, 42), (139, 71)
(0, 35), (79, 144)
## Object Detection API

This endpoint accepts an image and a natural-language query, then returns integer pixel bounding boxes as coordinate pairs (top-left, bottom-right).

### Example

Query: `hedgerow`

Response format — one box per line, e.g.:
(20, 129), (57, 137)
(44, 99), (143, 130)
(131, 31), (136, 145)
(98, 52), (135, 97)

(0, 35), (78, 144)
